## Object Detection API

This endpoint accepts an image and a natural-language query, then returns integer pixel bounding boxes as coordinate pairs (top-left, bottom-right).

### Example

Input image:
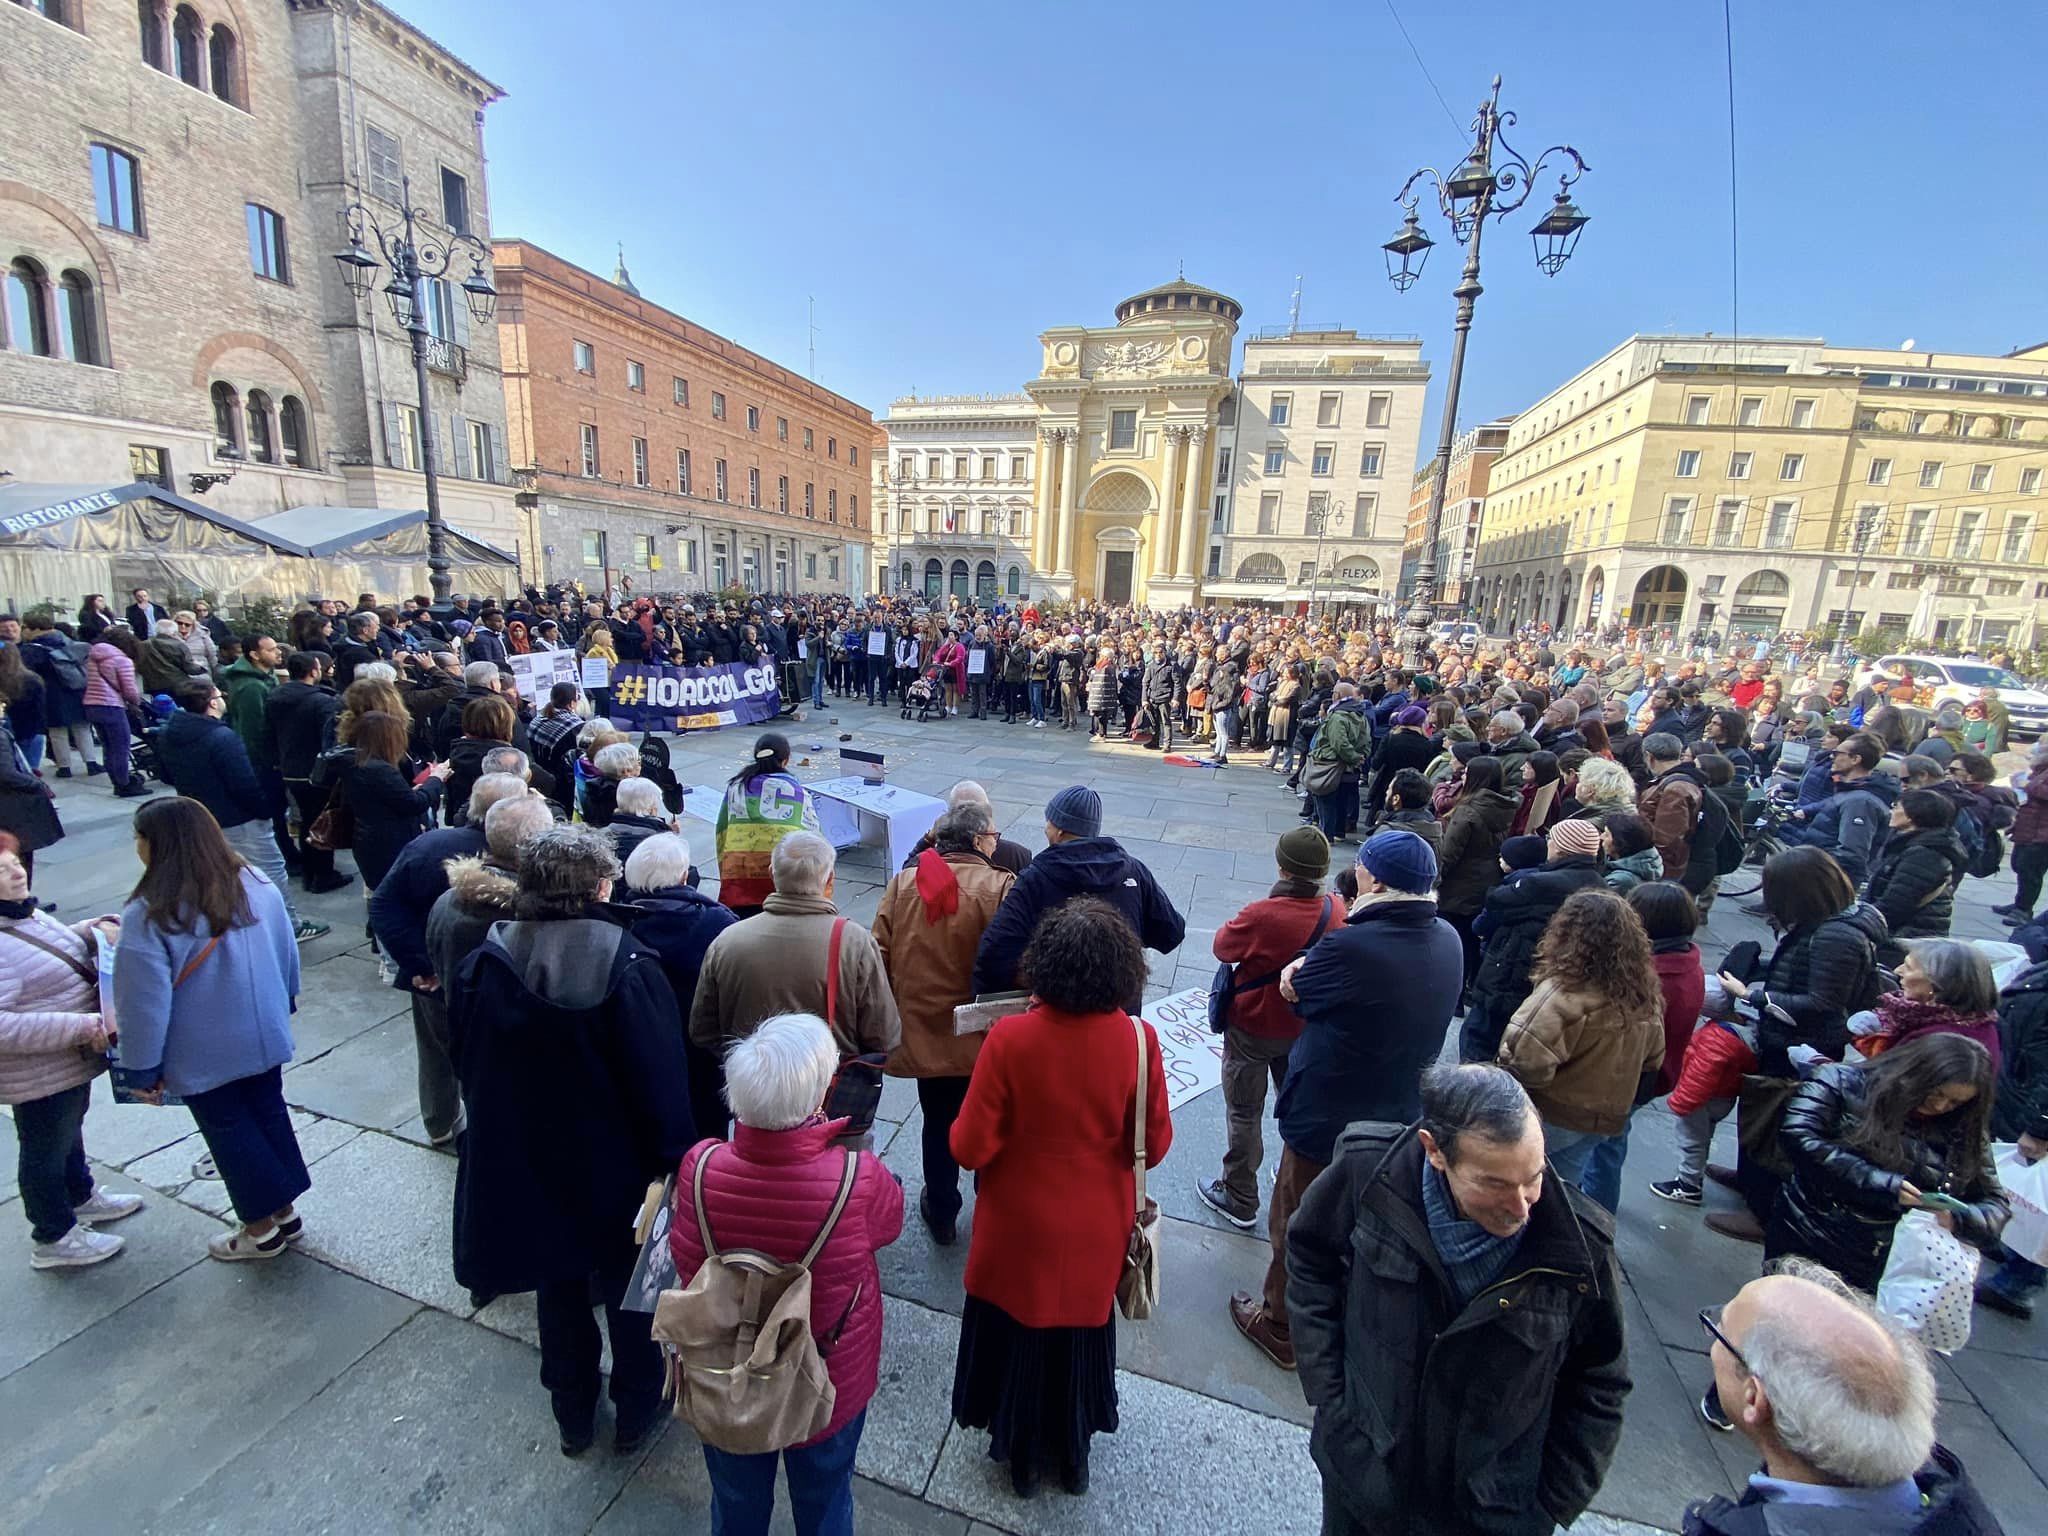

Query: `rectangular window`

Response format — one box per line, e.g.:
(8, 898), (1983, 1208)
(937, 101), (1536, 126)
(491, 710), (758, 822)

(468, 421), (495, 482)
(747, 466), (760, 507)
(1954, 508), (1984, 557)
(1316, 392), (1340, 427)
(1257, 492), (1279, 534)
(1685, 394), (1711, 425)
(1909, 411), (1930, 435)
(675, 449), (691, 494)
(1298, 561), (1314, 583)
(775, 475), (787, 512)
(1765, 499), (1796, 548)
(632, 534), (655, 567)
(711, 392), (726, 420)
(1789, 398), (1816, 430)
(1263, 446), (1285, 475)
(1779, 452), (1804, 481)
(804, 552), (817, 580)
(579, 422), (599, 477)
(574, 340), (594, 374)
(1207, 544), (1222, 578)
(1366, 393), (1391, 428)
(1352, 492), (1376, 538)
(1661, 496), (1693, 544)
(581, 532), (602, 567)
(828, 488), (838, 520)
(1713, 498), (1745, 546)
(1849, 504), (1884, 553)
(2003, 515), (2034, 563)
(1675, 449), (1700, 478)
(1918, 460), (1942, 488)
(1901, 506), (1933, 555)
(1727, 450), (1752, 480)
(1268, 393), (1291, 427)
(672, 376), (688, 406)
(1212, 493), (1227, 529)
(90, 143), (142, 234)
(245, 203), (289, 282)
(1988, 577), (2023, 597)
(828, 436), (838, 460)
(1866, 457), (1892, 486)
(803, 428), (814, 450)
(980, 455), (996, 481)
(388, 404), (421, 471)
(1109, 410), (1138, 450)
(1969, 463), (1992, 491)
(1311, 443), (1334, 476)
(2019, 467), (2041, 495)
(1009, 453), (1026, 480)
(746, 405), (760, 432)
(440, 167), (469, 234)
(625, 360), (644, 392)
(777, 416), (789, 441)
(365, 124), (403, 203)
(677, 539), (698, 575)
(1887, 571), (1924, 591)
(1738, 396), (1763, 427)
(630, 436), (648, 486)
(1359, 443), (1383, 477)
(128, 444), (170, 490)
(849, 494), (857, 526)
(804, 483), (814, 516)
(927, 454), (943, 480)
(712, 459), (731, 499)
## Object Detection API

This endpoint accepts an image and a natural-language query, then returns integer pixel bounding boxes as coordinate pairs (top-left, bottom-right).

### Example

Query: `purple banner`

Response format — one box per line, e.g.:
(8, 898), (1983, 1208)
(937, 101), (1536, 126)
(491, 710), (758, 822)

(605, 661), (782, 731)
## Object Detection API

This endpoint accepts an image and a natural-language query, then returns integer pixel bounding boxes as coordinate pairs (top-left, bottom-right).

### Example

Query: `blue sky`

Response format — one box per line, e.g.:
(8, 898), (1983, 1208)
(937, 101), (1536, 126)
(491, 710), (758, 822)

(401, 0), (2048, 431)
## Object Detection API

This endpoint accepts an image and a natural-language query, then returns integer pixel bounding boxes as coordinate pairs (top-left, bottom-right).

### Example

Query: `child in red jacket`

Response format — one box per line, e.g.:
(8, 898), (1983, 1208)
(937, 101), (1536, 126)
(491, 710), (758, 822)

(1649, 1004), (1757, 1206)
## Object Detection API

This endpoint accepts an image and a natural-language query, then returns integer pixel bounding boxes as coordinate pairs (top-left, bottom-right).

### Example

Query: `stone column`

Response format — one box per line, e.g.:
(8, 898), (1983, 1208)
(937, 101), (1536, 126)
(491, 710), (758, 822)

(1153, 427), (1185, 579)
(1034, 429), (1060, 572)
(1175, 426), (1208, 580)
(1055, 428), (1080, 575)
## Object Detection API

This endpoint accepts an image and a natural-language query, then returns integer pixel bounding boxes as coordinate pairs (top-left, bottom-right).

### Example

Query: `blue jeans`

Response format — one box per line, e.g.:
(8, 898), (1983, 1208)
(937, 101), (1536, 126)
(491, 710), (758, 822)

(811, 664), (826, 708)
(1577, 1112), (1633, 1213)
(703, 1407), (864, 1536)
(18, 732), (44, 772)
(14, 1080), (94, 1243)
(1028, 680), (1045, 722)
(1542, 1122), (1618, 1196)
(1212, 705), (1240, 758)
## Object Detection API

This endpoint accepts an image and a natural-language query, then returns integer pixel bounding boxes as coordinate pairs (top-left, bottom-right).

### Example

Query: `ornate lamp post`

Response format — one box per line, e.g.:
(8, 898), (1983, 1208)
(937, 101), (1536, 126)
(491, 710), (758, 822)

(332, 177), (497, 607)
(1385, 76), (1589, 666)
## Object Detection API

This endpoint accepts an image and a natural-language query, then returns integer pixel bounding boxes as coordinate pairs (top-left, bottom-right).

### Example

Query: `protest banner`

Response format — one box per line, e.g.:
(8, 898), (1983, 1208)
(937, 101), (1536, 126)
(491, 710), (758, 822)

(1141, 986), (1225, 1113)
(508, 648), (576, 701)
(605, 660), (782, 731)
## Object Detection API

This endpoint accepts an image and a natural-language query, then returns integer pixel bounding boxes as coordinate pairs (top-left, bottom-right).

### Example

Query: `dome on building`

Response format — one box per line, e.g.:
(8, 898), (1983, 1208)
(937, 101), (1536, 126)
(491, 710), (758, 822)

(1114, 277), (1242, 327)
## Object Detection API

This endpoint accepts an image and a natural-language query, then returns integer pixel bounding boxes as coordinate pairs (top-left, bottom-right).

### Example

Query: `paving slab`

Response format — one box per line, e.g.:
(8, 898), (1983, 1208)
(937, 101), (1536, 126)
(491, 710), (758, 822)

(599, 1448), (970, 1536)
(877, 1118), (974, 1319)
(288, 950), (413, 1063)
(282, 1010), (429, 1131)
(1918, 1398), (2048, 1534)
(150, 1309), (634, 1536)
(1593, 1283), (1738, 1525)
(926, 1367), (1321, 1535)
(67, 1074), (199, 1169)
(120, 1110), (363, 1219)
(290, 1129), (473, 1316)
(863, 1295), (967, 1494)
(1, 1251), (415, 1534)
(0, 1166), (213, 1379)
(1946, 1349), (2048, 1485)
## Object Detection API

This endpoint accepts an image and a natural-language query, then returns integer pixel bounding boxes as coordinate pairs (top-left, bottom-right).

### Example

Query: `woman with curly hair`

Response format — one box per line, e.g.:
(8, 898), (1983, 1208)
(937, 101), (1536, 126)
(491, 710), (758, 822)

(1497, 888), (1666, 1208)
(333, 676), (410, 747)
(1562, 756), (1639, 828)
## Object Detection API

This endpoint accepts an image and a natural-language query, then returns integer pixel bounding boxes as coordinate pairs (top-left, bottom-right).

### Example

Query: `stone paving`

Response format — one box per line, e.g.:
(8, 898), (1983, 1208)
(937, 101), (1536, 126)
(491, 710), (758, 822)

(4, 702), (2044, 1535)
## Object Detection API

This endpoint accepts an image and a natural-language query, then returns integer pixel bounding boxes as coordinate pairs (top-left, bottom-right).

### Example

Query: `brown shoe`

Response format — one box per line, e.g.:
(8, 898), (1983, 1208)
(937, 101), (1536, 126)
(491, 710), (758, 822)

(1705, 1210), (1764, 1244)
(1230, 1291), (1296, 1370)
(1703, 1164), (1741, 1191)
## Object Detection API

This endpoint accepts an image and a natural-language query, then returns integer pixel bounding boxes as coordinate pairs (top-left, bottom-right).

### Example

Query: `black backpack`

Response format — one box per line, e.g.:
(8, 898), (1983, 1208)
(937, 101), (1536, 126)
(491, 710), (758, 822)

(1967, 825), (2005, 881)
(1683, 785), (1741, 892)
(1208, 897), (1338, 1034)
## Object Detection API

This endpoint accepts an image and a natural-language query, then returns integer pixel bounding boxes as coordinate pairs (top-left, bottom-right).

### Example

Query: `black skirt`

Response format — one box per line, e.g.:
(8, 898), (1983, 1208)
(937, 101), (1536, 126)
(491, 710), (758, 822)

(951, 1295), (1119, 1477)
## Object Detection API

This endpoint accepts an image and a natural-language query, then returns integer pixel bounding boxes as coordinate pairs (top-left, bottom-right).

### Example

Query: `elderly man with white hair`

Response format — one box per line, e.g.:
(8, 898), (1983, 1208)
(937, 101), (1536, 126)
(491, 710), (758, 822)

(690, 830), (900, 1064)
(624, 832), (736, 1135)
(582, 739), (642, 829)
(606, 775), (680, 869)
(1685, 1257), (1998, 1534)
(899, 780), (1034, 875)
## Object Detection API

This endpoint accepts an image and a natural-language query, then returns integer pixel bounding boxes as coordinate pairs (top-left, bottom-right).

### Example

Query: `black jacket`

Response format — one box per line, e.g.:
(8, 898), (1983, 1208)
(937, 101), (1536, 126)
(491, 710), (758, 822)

(605, 812), (673, 870)
(1681, 1446), (2003, 1536)
(154, 710), (267, 830)
(1435, 787), (1521, 917)
(1756, 904), (1888, 1073)
(450, 914), (694, 1294)
(1864, 825), (1967, 954)
(425, 856), (519, 1016)
(1287, 1123), (1628, 1535)
(1993, 961), (2048, 1142)
(367, 824), (487, 991)
(434, 684), (530, 762)
(1277, 899), (1465, 1165)
(0, 719), (61, 854)
(332, 638), (380, 692)
(341, 756), (444, 890)
(1468, 856), (1605, 1034)
(266, 680), (341, 782)
(1141, 658), (1177, 706)
(1774, 1062), (2008, 1290)
(1366, 728), (1439, 822)
(972, 835), (1185, 1010)
(630, 886), (741, 1137)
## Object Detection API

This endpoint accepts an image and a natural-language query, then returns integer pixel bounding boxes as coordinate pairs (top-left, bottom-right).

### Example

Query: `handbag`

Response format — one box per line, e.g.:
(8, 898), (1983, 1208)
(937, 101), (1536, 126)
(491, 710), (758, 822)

(1115, 1013), (1162, 1321)
(306, 779), (354, 852)
(1876, 1208), (1979, 1354)
(1208, 896), (1337, 1034)
(1735, 1073), (1799, 1179)
(1302, 753), (1344, 798)
(817, 917), (886, 1132)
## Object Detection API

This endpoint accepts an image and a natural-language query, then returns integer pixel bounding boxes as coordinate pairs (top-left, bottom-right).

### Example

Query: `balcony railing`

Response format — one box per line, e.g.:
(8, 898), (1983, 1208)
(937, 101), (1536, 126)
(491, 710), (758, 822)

(424, 337), (468, 382)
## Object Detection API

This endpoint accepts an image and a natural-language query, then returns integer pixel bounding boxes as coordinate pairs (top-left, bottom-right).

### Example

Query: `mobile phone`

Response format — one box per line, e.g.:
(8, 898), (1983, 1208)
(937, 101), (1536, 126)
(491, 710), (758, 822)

(1914, 1191), (1970, 1214)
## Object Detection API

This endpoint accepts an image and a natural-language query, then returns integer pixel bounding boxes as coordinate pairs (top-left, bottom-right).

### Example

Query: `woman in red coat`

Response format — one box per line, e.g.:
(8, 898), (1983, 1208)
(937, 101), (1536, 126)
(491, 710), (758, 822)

(949, 895), (1172, 1499)
(669, 1011), (905, 1535)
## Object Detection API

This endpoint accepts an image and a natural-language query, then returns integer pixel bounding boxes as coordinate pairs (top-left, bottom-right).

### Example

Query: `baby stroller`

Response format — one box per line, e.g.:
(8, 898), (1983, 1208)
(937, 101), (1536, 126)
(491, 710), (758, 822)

(900, 664), (946, 723)
(126, 693), (177, 784)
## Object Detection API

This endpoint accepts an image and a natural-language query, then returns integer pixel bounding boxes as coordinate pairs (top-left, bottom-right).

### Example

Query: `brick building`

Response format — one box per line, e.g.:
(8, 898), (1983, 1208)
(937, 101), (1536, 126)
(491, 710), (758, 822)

(493, 240), (873, 596)
(0, 0), (522, 580)
(1400, 418), (1511, 607)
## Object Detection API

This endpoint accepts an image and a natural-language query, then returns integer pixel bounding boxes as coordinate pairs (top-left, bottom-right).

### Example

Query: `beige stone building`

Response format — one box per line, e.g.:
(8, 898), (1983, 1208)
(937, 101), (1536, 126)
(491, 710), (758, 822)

(0, 0), (520, 594)
(871, 394), (1037, 600)
(1471, 336), (2048, 648)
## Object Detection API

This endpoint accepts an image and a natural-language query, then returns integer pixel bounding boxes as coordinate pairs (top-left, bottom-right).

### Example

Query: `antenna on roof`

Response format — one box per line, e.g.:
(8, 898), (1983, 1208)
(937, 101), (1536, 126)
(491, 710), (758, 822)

(1289, 275), (1303, 336)
(809, 295), (819, 380)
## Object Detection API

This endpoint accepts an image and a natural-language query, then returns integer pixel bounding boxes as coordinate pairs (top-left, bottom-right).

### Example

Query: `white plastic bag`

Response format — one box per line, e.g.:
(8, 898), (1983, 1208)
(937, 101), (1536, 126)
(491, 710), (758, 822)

(1876, 1209), (1979, 1354)
(1994, 1144), (2048, 1267)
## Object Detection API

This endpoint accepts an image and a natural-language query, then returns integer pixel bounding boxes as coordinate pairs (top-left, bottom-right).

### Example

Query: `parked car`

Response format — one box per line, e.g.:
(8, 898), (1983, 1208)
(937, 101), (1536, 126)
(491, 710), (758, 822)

(1856, 652), (2048, 739)
(1432, 620), (1485, 648)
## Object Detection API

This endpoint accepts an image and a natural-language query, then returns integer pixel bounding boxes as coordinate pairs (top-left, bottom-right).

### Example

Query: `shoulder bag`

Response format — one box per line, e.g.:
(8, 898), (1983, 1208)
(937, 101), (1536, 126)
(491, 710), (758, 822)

(306, 777), (354, 851)
(820, 916), (887, 1132)
(1115, 1013), (1162, 1321)
(1208, 895), (1337, 1034)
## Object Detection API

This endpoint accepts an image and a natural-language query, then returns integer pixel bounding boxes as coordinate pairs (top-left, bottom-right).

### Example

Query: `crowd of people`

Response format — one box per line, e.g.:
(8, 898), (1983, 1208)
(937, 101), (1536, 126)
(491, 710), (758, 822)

(2, 579), (2044, 1535)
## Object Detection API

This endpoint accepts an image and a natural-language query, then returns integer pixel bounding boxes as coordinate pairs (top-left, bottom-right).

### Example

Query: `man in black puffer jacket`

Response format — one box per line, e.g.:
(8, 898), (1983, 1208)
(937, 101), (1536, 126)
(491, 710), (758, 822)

(266, 651), (349, 893)
(1863, 789), (1969, 965)
(1140, 646), (1179, 752)
(1460, 820), (1604, 1062)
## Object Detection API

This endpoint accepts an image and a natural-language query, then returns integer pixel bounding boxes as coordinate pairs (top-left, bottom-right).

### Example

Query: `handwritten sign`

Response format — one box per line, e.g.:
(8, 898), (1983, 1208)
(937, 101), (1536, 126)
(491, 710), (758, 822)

(1142, 986), (1225, 1113)
(867, 630), (888, 656)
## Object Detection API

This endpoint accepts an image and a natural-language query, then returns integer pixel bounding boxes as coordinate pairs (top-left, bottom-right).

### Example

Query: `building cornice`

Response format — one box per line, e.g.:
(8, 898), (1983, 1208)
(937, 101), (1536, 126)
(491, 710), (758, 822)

(290, 0), (505, 104)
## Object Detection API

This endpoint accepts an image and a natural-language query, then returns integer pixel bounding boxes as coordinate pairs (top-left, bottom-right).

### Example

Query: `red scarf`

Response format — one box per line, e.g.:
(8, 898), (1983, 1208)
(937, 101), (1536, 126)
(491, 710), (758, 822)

(1874, 994), (1996, 1041)
(914, 848), (959, 924)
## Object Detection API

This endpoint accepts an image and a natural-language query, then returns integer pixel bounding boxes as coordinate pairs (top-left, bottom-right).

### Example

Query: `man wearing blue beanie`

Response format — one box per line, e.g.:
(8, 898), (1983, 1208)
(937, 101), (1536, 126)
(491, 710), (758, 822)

(1230, 828), (1463, 1370)
(971, 785), (1187, 1013)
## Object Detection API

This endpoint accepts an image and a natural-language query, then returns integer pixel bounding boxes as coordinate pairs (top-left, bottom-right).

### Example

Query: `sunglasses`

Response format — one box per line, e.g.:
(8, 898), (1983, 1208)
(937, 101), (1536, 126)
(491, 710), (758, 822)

(1699, 1306), (1747, 1373)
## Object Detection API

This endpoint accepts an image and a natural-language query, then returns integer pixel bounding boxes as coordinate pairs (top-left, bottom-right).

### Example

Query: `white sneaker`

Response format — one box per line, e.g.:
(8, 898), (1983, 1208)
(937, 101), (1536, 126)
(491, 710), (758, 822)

(73, 1189), (146, 1224)
(208, 1224), (288, 1262)
(30, 1223), (125, 1269)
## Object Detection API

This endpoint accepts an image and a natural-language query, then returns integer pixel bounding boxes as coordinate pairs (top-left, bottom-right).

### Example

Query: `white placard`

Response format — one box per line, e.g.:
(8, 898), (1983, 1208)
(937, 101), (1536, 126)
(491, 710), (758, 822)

(797, 639), (809, 660)
(867, 630), (888, 656)
(581, 657), (613, 691)
(1141, 986), (1226, 1113)
(966, 650), (987, 677)
(509, 648), (576, 701)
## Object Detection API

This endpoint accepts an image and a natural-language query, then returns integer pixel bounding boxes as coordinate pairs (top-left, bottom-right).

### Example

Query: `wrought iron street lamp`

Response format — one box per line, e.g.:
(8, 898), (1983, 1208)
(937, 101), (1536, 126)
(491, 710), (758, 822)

(331, 176), (496, 606)
(1385, 76), (1589, 665)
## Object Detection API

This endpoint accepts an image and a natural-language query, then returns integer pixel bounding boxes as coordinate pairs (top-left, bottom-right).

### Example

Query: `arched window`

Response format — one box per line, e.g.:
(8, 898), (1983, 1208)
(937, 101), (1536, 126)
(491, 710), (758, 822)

(4, 259), (52, 357)
(922, 557), (942, 598)
(207, 25), (240, 106)
(173, 6), (205, 88)
(1236, 552), (1285, 582)
(210, 381), (243, 458)
(1006, 565), (1021, 596)
(279, 396), (308, 467)
(975, 560), (997, 598)
(245, 390), (275, 463)
(139, 0), (170, 70)
(898, 561), (912, 593)
(57, 270), (98, 365)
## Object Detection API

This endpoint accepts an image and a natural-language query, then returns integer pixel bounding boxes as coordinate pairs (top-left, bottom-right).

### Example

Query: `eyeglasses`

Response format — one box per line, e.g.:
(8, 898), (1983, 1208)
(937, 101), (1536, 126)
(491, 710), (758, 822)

(1699, 1306), (1747, 1373)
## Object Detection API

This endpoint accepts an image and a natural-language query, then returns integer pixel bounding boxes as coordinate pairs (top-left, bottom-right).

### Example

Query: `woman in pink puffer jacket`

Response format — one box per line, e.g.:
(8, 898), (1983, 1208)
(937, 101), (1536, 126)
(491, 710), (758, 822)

(82, 626), (147, 795)
(669, 1011), (903, 1534)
